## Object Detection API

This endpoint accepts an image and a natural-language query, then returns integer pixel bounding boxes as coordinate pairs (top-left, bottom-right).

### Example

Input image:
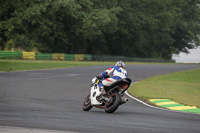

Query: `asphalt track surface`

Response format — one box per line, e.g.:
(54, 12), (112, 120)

(0, 64), (200, 133)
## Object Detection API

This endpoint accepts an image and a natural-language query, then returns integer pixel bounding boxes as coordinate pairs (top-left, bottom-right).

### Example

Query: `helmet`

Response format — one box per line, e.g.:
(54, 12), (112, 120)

(115, 61), (125, 68)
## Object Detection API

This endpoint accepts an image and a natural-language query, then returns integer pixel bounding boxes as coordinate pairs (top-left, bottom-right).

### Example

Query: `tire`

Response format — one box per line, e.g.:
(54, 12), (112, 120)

(104, 92), (121, 113)
(82, 93), (93, 111)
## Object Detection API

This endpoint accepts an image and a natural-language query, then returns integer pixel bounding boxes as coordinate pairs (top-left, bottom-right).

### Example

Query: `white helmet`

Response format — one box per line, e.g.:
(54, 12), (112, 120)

(115, 61), (125, 68)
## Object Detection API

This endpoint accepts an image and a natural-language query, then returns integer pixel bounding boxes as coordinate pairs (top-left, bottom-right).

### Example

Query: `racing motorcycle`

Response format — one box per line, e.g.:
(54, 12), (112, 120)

(82, 77), (132, 113)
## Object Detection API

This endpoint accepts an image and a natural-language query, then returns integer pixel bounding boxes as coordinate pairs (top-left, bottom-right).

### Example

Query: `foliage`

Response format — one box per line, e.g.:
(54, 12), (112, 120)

(0, 0), (200, 59)
(4, 39), (15, 51)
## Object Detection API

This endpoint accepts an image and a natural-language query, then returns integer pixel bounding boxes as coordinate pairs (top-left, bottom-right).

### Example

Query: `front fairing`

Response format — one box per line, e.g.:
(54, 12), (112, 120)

(90, 83), (102, 105)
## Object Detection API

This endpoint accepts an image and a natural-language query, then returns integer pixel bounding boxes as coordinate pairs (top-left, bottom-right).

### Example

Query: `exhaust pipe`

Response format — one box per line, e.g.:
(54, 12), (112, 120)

(120, 98), (128, 105)
(124, 98), (128, 102)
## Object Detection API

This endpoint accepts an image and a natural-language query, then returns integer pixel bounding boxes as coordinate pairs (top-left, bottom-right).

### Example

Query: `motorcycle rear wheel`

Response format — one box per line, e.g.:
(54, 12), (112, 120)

(104, 92), (121, 113)
(82, 93), (93, 111)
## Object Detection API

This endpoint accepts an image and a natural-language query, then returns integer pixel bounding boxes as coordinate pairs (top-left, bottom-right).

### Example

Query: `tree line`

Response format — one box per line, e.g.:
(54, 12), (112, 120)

(0, 0), (200, 59)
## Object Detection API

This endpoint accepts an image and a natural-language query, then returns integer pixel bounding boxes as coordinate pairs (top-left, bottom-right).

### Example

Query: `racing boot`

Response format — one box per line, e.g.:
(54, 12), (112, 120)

(100, 86), (107, 96)
(99, 87), (113, 104)
(96, 86), (109, 102)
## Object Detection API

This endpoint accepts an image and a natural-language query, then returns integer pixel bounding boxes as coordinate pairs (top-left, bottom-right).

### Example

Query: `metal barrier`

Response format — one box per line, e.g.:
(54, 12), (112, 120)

(91, 55), (174, 63)
(22, 52), (36, 60)
(0, 51), (174, 62)
(65, 54), (74, 61)
(52, 53), (65, 60)
(84, 54), (92, 61)
(0, 51), (22, 59)
(36, 53), (52, 60)
(75, 54), (84, 61)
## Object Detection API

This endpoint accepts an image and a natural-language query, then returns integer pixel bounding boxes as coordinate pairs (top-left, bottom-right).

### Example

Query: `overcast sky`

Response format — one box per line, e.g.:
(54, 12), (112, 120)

(172, 47), (200, 63)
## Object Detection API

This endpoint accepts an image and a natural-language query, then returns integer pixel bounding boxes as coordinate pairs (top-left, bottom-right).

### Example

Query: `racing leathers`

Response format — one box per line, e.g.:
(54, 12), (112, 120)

(98, 66), (128, 93)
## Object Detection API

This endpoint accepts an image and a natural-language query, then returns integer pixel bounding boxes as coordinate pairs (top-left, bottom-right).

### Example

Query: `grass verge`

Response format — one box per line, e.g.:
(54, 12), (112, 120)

(129, 69), (200, 108)
(0, 60), (176, 72)
(0, 60), (116, 72)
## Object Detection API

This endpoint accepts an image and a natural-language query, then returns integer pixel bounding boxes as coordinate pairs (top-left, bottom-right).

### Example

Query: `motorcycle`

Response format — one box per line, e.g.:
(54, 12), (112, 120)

(82, 77), (132, 113)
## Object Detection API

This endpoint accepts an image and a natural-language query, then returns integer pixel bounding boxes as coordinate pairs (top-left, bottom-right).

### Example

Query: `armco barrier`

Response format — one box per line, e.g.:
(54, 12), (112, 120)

(65, 54), (74, 61)
(91, 55), (175, 62)
(75, 54), (84, 61)
(84, 54), (91, 61)
(0, 51), (22, 59)
(91, 55), (126, 61)
(0, 51), (174, 62)
(36, 53), (52, 60)
(22, 52), (36, 60)
(52, 53), (65, 60)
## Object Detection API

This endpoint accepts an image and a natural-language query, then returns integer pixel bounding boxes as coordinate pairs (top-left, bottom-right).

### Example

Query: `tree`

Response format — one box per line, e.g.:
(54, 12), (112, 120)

(170, 0), (200, 54)
(0, 0), (199, 59)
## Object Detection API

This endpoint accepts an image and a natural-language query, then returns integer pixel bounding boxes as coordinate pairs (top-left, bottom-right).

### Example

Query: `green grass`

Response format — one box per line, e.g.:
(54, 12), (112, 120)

(0, 60), (115, 72)
(129, 69), (200, 108)
(0, 60), (177, 72)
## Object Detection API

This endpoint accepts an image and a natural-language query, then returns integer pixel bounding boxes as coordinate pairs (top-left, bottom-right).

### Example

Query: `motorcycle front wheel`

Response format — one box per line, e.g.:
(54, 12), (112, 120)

(82, 93), (93, 111)
(104, 92), (121, 113)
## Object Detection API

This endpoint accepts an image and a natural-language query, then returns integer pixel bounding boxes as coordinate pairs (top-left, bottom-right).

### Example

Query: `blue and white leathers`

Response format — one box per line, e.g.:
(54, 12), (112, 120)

(99, 66), (128, 88)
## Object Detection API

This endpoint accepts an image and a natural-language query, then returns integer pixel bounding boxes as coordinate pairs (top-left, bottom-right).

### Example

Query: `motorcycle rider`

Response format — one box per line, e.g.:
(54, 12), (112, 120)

(97, 61), (128, 97)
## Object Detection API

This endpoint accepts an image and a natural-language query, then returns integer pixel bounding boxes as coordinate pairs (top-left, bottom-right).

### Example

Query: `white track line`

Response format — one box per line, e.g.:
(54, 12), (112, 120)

(125, 82), (200, 115)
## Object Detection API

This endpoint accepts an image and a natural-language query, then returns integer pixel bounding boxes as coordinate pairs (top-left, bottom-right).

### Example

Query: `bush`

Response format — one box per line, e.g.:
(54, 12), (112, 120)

(5, 40), (15, 51)
(14, 35), (34, 51)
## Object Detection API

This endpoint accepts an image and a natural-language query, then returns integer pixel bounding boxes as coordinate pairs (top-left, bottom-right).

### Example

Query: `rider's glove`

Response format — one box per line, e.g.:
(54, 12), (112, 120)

(97, 72), (108, 79)
(97, 75), (103, 79)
